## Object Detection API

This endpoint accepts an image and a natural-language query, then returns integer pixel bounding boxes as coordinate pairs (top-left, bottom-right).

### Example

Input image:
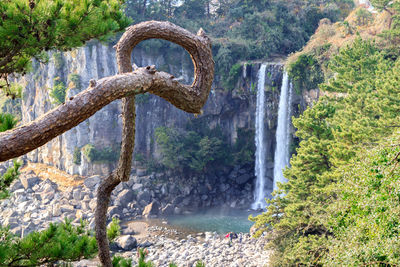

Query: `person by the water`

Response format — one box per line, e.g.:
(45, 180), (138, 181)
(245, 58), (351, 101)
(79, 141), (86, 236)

(225, 232), (238, 246)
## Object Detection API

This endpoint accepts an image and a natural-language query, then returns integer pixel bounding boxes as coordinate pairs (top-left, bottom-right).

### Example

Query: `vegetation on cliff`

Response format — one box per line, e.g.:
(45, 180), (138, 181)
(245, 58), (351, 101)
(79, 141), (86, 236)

(125, 0), (354, 88)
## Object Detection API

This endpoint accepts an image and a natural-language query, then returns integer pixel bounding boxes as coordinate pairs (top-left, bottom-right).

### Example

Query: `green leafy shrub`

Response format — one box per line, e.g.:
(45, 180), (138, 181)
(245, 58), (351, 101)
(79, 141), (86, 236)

(112, 255), (132, 267)
(288, 54), (324, 93)
(224, 63), (242, 90)
(81, 144), (119, 163)
(107, 217), (121, 242)
(73, 147), (82, 165)
(324, 138), (400, 265)
(49, 78), (67, 104)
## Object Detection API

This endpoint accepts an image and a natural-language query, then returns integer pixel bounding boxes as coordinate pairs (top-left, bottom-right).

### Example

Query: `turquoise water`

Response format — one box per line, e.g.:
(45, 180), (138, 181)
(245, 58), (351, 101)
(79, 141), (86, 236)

(165, 209), (258, 234)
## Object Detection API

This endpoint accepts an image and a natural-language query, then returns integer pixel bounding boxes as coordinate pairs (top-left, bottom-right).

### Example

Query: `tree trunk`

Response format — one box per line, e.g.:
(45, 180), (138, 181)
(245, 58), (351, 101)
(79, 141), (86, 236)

(0, 21), (214, 267)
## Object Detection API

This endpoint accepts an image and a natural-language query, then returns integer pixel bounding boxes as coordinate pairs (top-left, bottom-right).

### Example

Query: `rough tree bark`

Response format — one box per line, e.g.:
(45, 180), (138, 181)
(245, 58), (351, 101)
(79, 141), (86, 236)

(0, 21), (214, 266)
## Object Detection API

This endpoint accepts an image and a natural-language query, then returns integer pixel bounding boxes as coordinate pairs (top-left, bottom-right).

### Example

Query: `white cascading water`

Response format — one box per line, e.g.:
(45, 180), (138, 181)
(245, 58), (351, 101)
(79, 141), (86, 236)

(273, 71), (293, 193)
(251, 64), (267, 210)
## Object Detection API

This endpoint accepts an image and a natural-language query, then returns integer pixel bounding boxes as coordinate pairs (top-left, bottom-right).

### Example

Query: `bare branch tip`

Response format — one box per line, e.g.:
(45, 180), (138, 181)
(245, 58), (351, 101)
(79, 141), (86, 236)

(89, 79), (97, 87)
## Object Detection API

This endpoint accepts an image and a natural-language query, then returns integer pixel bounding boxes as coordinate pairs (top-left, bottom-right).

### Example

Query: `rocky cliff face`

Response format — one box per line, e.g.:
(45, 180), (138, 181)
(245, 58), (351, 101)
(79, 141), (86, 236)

(17, 41), (310, 208)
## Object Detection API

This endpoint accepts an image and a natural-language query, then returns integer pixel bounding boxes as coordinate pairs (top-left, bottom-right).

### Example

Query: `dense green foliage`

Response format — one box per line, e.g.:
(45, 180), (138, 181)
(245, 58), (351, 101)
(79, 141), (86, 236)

(325, 135), (400, 265)
(0, 214), (121, 266)
(126, 0), (353, 88)
(155, 123), (254, 173)
(0, 112), (18, 132)
(251, 38), (400, 265)
(49, 78), (67, 104)
(0, 161), (21, 200)
(0, 219), (97, 266)
(287, 53), (324, 93)
(81, 144), (120, 163)
(0, 0), (130, 80)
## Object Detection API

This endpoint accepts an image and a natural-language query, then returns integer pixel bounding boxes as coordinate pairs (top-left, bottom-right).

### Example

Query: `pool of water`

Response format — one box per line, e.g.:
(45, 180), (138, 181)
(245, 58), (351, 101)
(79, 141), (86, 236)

(165, 208), (259, 234)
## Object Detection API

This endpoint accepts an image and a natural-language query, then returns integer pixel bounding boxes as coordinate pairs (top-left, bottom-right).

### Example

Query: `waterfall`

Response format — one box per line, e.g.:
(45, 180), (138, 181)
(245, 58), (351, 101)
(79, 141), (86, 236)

(273, 71), (293, 193)
(251, 64), (267, 210)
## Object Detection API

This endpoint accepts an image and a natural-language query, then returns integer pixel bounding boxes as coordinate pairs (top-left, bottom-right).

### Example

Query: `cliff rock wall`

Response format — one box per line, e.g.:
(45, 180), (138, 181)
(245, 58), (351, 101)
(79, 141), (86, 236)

(18, 42), (308, 204)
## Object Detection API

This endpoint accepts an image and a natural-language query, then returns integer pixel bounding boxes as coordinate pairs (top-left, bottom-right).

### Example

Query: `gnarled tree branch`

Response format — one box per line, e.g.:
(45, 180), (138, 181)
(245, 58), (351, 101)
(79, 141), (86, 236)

(95, 21), (213, 266)
(0, 21), (213, 267)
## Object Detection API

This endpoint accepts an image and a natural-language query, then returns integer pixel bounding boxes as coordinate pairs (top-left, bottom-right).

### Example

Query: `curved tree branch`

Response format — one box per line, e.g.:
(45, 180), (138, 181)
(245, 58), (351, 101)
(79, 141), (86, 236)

(94, 21), (213, 266)
(0, 21), (213, 267)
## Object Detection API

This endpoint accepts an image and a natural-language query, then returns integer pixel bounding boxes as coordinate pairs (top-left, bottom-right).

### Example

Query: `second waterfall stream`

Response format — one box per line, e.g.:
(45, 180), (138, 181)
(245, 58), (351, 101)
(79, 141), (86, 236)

(252, 64), (293, 210)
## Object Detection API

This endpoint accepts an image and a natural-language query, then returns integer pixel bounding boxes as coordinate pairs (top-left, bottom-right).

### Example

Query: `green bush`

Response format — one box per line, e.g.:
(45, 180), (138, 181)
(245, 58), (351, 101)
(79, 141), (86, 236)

(288, 54), (324, 93)
(49, 78), (67, 104)
(81, 144), (119, 163)
(0, 219), (97, 266)
(73, 147), (82, 165)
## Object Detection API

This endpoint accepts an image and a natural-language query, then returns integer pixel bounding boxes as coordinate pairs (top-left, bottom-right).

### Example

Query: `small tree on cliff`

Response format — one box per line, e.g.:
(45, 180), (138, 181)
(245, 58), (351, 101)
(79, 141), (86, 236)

(0, 20), (214, 267)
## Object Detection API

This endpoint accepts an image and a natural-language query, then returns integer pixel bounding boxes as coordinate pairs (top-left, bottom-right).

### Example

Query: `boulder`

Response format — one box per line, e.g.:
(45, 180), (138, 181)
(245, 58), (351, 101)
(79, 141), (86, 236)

(10, 180), (23, 191)
(83, 175), (101, 189)
(20, 176), (41, 190)
(115, 189), (135, 206)
(137, 191), (151, 204)
(142, 201), (159, 217)
(107, 206), (121, 218)
(131, 183), (143, 191)
(116, 235), (137, 251)
(72, 189), (82, 201)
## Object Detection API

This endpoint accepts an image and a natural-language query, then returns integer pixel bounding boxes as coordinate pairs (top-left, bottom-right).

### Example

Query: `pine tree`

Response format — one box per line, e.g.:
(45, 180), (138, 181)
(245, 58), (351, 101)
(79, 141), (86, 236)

(0, 0), (130, 96)
(251, 38), (400, 265)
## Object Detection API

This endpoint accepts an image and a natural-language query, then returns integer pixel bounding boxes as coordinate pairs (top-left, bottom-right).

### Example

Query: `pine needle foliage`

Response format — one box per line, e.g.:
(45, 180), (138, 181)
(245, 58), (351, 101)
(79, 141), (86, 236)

(0, 113), (18, 132)
(0, 0), (130, 78)
(0, 219), (97, 266)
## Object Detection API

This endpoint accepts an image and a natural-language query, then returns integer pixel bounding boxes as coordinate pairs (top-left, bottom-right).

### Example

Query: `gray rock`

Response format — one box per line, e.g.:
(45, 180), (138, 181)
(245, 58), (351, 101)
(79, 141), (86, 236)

(89, 199), (97, 211)
(137, 191), (151, 203)
(115, 189), (135, 206)
(131, 183), (143, 191)
(116, 235), (137, 251)
(21, 222), (36, 238)
(60, 204), (74, 213)
(138, 240), (153, 248)
(84, 175), (101, 189)
(10, 180), (24, 191)
(72, 189), (82, 201)
(107, 206), (121, 218)
(20, 176), (41, 190)
(136, 168), (147, 177)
